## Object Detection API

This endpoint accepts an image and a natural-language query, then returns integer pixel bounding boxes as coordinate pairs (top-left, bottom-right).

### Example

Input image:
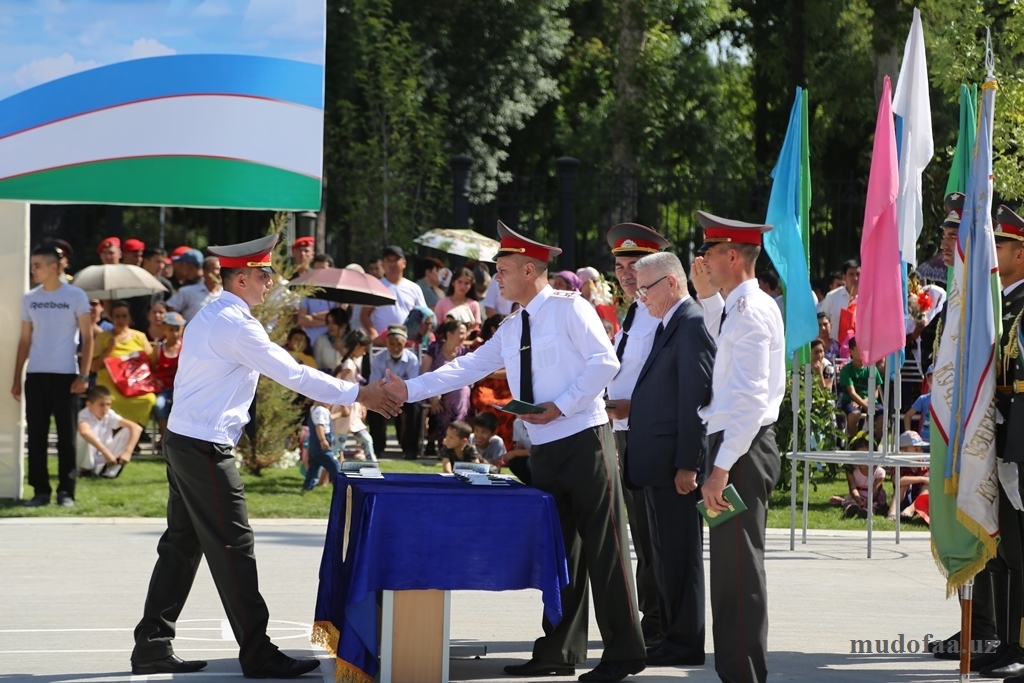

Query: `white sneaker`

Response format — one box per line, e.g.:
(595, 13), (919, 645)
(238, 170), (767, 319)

(100, 464), (122, 479)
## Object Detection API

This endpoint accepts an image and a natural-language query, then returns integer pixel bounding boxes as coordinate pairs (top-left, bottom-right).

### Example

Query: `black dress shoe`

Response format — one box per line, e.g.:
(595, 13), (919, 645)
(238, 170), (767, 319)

(131, 654), (208, 675)
(645, 645), (705, 667)
(978, 646), (1024, 677)
(244, 651), (320, 679)
(503, 658), (575, 676)
(22, 494), (49, 508)
(578, 659), (645, 683)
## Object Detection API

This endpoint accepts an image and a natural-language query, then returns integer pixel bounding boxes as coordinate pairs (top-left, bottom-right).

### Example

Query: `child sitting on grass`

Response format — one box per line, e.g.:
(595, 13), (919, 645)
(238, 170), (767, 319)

(472, 412), (506, 473)
(77, 385), (143, 478)
(831, 432), (887, 518)
(439, 420), (481, 474)
(302, 399), (341, 492)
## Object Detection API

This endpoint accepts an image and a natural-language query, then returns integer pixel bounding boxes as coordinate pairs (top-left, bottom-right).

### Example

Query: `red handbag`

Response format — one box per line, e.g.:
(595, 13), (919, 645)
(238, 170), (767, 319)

(103, 351), (159, 397)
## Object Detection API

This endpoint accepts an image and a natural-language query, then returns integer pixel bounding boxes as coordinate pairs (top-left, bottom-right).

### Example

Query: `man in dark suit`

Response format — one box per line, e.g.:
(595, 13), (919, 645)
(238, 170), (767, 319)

(626, 252), (715, 667)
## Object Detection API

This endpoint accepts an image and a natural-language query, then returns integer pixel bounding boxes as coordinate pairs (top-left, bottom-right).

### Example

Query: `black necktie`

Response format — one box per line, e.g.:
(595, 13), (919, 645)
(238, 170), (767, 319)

(653, 322), (665, 344)
(719, 308), (727, 336)
(520, 310), (534, 403)
(615, 302), (638, 361)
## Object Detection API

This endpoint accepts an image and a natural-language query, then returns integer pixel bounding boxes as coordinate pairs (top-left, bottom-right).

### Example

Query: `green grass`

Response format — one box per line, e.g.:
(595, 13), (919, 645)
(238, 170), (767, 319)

(0, 457), (930, 532)
(0, 457), (444, 519)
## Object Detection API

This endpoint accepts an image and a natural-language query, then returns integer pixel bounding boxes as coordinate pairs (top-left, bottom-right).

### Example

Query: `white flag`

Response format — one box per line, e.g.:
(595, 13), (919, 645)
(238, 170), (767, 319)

(891, 8), (934, 267)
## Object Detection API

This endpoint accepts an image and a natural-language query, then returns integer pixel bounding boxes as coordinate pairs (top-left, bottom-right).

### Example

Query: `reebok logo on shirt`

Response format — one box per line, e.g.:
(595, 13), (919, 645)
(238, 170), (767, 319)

(29, 301), (71, 309)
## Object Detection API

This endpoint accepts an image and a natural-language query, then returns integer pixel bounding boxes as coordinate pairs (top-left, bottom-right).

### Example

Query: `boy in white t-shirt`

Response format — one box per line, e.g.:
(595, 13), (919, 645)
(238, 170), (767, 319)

(77, 385), (143, 478)
(303, 400), (342, 491)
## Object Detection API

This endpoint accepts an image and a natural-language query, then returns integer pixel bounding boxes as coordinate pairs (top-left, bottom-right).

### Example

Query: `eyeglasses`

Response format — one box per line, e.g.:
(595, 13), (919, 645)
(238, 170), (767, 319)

(636, 275), (668, 299)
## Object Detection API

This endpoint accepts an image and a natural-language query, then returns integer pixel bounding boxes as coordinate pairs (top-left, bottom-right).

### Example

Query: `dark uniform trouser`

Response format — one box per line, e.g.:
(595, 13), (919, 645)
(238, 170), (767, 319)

(367, 404), (421, 455)
(613, 430), (660, 634)
(708, 426), (781, 683)
(25, 373), (78, 498)
(132, 431), (276, 673)
(984, 416), (1024, 651)
(644, 486), (705, 657)
(531, 423), (645, 664)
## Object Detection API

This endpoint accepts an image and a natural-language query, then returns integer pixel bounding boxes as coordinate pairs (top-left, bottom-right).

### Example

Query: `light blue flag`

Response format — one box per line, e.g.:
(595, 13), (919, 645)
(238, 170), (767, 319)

(763, 87), (818, 358)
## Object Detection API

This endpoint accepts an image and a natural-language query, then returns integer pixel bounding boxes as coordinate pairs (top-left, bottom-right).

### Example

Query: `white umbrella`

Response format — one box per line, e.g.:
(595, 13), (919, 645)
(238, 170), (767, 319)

(414, 228), (500, 262)
(72, 264), (169, 299)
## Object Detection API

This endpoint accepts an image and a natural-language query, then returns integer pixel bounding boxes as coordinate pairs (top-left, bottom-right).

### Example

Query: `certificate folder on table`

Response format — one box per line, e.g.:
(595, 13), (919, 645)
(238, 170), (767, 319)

(696, 484), (747, 528)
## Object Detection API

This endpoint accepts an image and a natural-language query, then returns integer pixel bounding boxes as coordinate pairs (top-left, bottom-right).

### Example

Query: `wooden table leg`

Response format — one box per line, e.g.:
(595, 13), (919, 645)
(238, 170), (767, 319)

(380, 590), (450, 683)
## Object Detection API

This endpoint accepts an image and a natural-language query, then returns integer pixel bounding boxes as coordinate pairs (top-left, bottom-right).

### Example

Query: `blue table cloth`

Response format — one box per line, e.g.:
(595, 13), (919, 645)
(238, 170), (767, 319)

(312, 474), (569, 683)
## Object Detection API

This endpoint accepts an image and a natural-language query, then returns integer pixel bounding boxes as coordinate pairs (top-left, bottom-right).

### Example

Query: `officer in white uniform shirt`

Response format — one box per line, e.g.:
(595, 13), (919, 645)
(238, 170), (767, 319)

(130, 235), (401, 680)
(384, 222), (646, 683)
(603, 222), (670, 647)
(689, 212), (785, 683)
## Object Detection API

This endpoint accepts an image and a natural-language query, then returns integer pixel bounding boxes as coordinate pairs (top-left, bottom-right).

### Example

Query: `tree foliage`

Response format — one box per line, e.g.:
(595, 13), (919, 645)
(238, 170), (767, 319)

(314, 0), (1024, 270)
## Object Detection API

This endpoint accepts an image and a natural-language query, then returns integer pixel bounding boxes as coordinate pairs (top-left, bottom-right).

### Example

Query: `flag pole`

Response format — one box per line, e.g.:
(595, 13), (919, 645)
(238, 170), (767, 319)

(957, 29), (997, 683)
(961, 578), (974, 682)
(790, 361), (799, 551)
(803, 361), (812, 545)
(867, 369), (876, 558)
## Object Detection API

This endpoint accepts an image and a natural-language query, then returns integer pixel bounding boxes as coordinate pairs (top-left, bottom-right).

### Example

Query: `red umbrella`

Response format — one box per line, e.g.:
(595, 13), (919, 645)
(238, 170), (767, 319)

(288, 267), (397, 306)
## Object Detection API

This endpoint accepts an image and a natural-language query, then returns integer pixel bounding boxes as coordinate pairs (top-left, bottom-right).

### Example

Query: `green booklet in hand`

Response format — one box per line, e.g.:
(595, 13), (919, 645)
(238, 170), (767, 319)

(697, 484), (747, 528)
(492, 399), (546, 415)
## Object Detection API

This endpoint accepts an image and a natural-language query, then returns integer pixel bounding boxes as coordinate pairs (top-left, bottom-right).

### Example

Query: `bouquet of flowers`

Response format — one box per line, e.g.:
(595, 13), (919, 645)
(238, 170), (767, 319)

(908, 277), (934, 322)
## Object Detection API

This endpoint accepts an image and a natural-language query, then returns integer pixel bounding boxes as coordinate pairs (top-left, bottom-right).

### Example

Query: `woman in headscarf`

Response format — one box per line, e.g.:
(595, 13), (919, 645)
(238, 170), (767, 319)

(576, 266), (621, 336)
(551, 270), (582, 292)
(403, 305), (437, 354)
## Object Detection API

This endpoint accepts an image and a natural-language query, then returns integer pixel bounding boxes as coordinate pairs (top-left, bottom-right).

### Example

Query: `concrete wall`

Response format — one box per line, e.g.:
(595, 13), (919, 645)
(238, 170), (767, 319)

(0, 202), (28, 499)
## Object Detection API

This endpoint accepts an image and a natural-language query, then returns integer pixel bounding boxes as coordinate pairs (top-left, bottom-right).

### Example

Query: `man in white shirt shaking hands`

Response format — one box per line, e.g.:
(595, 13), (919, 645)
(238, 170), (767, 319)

(130, 235), (401, 680)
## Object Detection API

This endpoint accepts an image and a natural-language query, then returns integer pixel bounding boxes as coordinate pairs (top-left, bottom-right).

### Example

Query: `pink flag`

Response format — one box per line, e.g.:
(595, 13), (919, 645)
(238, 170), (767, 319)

(856, 76), (905, 365)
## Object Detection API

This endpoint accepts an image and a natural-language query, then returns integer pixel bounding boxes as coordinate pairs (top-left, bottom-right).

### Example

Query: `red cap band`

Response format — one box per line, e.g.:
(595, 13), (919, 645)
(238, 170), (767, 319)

(612, 237), (662, 254)
(701, 227), (764, 247)
(219, 252), (273, 269)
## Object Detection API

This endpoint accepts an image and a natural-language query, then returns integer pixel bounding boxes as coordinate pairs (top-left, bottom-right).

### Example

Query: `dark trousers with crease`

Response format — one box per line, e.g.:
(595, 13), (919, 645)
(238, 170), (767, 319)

(132, 431), (277, 673)
(531, 423), (645, 665)
(644, 485), (705, 657)
(707, 426), (780, 683)
(25, 373), (78, 499)
(614, 430), (660, 635)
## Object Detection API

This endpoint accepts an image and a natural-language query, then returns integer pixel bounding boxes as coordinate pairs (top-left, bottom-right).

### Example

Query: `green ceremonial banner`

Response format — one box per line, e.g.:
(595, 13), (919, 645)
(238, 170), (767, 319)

(946, 84), (977, 196)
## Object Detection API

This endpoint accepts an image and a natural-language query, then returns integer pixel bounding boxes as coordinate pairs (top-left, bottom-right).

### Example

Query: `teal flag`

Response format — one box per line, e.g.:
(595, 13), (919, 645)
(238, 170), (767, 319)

(763, 87), (818, 360)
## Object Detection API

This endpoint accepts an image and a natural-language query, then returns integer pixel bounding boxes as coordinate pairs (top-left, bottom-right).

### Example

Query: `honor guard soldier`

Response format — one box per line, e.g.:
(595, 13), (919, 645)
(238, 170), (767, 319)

(130, 235), (401, 679)
(689, 212), (784, 683)
(604, 223), (670, 647)
(919, 192), (964, 376)
(384, 222), (647, 682)
(975, 205), (1024, 679)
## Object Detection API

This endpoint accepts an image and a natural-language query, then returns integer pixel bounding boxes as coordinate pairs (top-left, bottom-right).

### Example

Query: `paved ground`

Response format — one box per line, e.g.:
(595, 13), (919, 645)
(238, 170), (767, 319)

(0, 518), (967, 682)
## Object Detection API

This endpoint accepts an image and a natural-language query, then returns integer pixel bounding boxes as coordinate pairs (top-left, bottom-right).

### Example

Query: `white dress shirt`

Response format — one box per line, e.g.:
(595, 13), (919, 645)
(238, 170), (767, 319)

(405, 286), (619, 445)
(370, 277), (426, 332)
(606, 300), (660, 431)
(698, 279), (785, 471)
(816, 286), (853, 341)
(168, 291), (359, 446)
(166, 282), (222, 322)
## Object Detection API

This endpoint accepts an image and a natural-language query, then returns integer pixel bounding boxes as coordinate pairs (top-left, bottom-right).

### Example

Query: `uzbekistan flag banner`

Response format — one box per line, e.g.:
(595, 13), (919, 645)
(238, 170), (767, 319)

(929, 76), (1001, 592)
(0, 1), (327, 211)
